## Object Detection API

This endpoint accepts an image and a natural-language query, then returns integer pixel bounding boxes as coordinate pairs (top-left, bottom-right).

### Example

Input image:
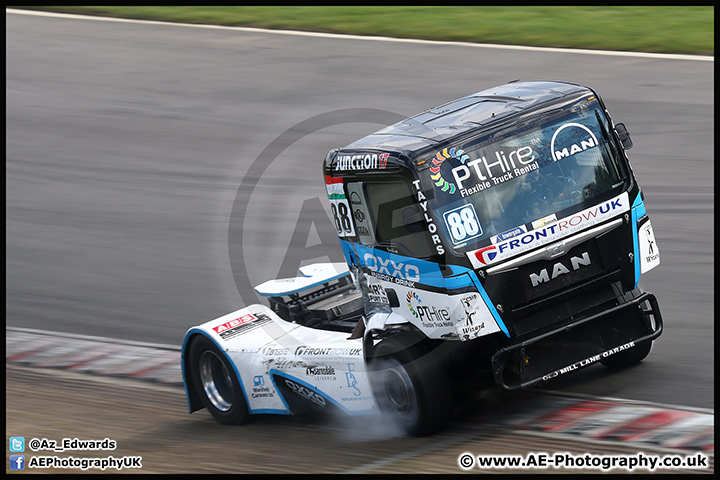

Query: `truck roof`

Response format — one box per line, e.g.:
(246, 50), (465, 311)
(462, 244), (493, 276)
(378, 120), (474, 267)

(330, 81), (592, 163)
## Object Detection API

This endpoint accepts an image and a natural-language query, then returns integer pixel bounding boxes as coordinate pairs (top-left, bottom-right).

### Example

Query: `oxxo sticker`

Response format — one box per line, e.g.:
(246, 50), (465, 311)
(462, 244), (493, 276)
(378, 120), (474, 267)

(284, 379), (326, 407)
(364, 253), (421, 286)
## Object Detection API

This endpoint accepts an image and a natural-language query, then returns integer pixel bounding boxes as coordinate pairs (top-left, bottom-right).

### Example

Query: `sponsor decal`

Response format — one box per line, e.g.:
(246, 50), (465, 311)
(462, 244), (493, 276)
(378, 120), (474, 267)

(306, 365), (336, 379)
(474, 245), (498, 266)
(451, 144), (539, 198)
(346, 184), (373, 242)
(406, 291), (421, 317)
(541, 341), (636, 381)
(346, 242), (444, 290)
(532, 214), (557, 229)
(324, 175), (345, 200)
(492, 225), (527, 243)
(251, 375), (275, 399)
(344, 363), (361, 396)
(644, 227), (657, 260)
(550, 122), (599, 162)
(417, 305), (452, 328)
(363, 252), (421, 287)
(334, 152), (390, 171)
(350, 191), (367, 232)
(284, 378), (327, 407)
(294, 345), (362, 357)
(261, 359), (305, 369)
(406, 290), (452, 329)
(429, 147), (469, 194)
(443, 204), (483, 245)
(213, 313), (272, 340)
(529, 251), (592, 287)
(411, 179), (445, 255)
(639, 221), (660, 274)
(213, 314), (256, 334)
(261, 345), (290, 356)
(367, 283), (389, 304)
(325, 175), (355, 238)
(468, 193), (628, 268)
(458, 293), (486, 340)
(341, 363), (371, 402)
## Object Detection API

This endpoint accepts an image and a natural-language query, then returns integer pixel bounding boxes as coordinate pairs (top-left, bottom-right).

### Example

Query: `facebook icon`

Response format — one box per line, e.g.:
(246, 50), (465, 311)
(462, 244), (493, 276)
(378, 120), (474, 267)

(10, 454), (25, 470)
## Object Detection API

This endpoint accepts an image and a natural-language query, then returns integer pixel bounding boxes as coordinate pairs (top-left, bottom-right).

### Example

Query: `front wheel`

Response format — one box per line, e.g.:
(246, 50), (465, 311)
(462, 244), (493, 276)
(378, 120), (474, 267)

(189, 335), (250, 425)
(600, 289), (654, 369)
(600, 340), (653, 369)
(367, 334), (452, 436)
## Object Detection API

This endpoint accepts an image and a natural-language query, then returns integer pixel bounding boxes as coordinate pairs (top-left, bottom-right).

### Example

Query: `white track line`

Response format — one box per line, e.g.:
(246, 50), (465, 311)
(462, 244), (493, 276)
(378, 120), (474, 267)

(7, 8), (713, 62)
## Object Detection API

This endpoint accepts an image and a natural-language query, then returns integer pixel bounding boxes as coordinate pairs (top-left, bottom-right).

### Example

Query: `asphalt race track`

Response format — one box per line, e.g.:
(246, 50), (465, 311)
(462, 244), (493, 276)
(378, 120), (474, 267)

(5, 9), (714, 473)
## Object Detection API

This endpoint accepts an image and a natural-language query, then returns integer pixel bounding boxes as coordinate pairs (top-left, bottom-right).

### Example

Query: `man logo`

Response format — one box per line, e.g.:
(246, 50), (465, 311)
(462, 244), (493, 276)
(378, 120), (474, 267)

(474, 245), (498, 266)
(529, 252), (592, 287)
(550, 122), (599, 162)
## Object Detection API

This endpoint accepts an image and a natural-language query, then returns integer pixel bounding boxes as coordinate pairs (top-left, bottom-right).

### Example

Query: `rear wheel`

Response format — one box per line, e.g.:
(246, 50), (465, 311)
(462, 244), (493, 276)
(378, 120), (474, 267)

(368, 334), (452, 436)
(189, 335), (249, 425)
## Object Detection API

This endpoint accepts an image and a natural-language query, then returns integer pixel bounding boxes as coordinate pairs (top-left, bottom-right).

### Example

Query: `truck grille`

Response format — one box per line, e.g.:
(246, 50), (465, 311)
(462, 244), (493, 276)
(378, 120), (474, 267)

(517, 241), (604, 302)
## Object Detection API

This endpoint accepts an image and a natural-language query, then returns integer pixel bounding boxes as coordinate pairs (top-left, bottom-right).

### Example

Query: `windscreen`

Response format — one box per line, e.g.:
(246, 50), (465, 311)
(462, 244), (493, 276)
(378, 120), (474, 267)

(427, 100), (625, 253)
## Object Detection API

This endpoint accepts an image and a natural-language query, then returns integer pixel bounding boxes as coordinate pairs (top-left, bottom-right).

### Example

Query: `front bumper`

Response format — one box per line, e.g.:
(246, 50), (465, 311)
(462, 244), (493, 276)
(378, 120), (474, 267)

(491, 291), (663, 390)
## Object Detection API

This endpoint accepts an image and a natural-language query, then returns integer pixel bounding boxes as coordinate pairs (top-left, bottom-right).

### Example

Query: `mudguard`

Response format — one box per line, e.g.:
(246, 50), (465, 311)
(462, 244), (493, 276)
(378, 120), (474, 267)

(182, 304), (375, 416)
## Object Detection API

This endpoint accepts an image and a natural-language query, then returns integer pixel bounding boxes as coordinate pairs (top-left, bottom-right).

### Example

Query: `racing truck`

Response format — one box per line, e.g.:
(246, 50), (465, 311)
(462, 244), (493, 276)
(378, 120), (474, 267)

(181, 80), (663, 436)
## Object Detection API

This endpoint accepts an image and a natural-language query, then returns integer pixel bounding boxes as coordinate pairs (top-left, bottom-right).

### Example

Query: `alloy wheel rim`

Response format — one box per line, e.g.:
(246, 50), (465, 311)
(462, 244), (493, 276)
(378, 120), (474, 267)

(199, 351), (234, 411)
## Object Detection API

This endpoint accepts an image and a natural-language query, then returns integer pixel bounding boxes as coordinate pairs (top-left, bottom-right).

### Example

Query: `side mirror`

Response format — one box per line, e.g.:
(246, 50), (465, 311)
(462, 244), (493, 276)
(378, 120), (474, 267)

(614, 123), (633, 150)
(384, 288), (400, 308)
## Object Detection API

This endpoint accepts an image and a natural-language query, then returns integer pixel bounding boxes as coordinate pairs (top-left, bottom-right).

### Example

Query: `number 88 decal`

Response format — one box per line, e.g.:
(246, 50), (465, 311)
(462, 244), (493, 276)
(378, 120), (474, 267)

(443, 204), (482, 245)
(330, 198), (356, 237)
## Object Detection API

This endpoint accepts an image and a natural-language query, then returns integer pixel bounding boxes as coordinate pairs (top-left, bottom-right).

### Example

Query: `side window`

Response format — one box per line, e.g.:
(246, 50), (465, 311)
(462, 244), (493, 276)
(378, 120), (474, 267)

(362, 181), (435, 257)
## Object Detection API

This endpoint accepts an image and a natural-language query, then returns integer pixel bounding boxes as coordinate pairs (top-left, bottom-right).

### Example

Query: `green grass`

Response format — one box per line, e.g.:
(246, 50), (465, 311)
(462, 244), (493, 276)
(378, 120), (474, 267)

(12, 6), (713, 55)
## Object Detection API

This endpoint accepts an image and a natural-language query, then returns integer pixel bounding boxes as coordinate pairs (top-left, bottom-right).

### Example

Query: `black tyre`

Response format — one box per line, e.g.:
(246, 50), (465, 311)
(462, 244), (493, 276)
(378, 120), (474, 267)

(600, 340), (653, 369)
(189, 335), (250, 425)
(367, 334), (452, 436)
(600, 289), (654, 369)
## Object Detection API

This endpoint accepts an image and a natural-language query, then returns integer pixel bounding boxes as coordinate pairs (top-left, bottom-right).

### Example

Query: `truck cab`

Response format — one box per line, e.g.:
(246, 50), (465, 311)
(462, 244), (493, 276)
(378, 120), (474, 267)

(323, 81), (663, 434)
